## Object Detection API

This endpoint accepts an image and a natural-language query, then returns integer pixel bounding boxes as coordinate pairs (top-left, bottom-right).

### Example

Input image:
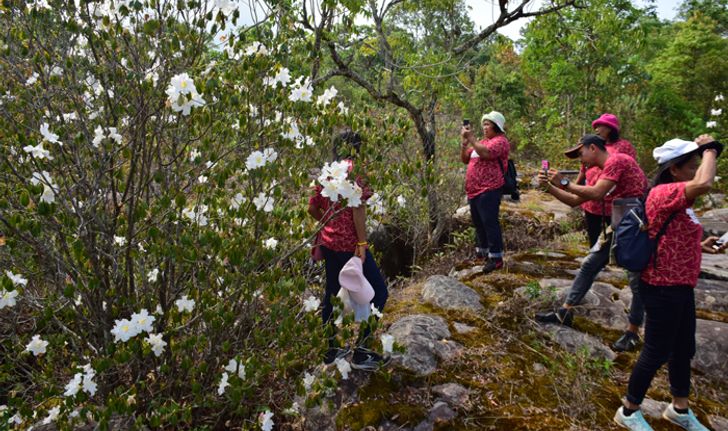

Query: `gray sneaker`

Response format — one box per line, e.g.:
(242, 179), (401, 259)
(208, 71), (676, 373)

(662, 403), (710, 431)
(350, 347), (391, 371)
(614, 407), (654, 431)
(323, 347), (350, 365)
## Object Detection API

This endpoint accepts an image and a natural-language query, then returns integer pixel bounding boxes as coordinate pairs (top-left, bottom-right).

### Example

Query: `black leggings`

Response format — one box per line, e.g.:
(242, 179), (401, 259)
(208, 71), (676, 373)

(626, 282), (696, 405)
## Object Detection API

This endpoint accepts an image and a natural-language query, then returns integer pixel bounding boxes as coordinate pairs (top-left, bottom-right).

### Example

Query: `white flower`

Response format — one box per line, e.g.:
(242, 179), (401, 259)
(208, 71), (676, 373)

(147, 268), (159, 283)
(63, 112), (78, 121)
(334, 357), (351, 379)
(711, 108), (723, 116)
(190, 148), (201, 161)
(131, 309), (155, 334)
(288, 77), (314, 102)
(215, 0), (238, 15)
(9, 412), (23, 425)
(92, 126), (105, 147)
(64, 373), (83, 397)
(244, 42), (269, 56)
(246, 150), (266, 170)
(25, 72), (39, 85)
(263, 148), (278, 163)
(5, 270), (28, 286)
(303, 296), (320, 312)
(230, 193), (245, 210)
(42, 406), (60, 425)
(166, 73), (206, 116)
(266, 67), (291, 88)
(367, 193), (386, 215)
(224, 358), (246, 379)
(40, 123), (61, 145)
(145, 333), (167, 357)
(253, 193), (274, 212)
(30, 171), (58, 203)
(381, 334), (394, 354)
(707, 121), (717, 128)
(302, 372), (315, 392)
(111, 318), (139, 343)
(337, 101), (349, 115)
(23, 142), (52, 160)
(155, 304), (164, 315)
(175, 295), (195, 313)
(316, 86), (338, 107)
(108, 127), (122, 144)
(370, 303), (383, 319)
(263, 237), (278, 249)
(259, 411), (274, 431)
(182, 205), (209, 226)
(114, 235), (127, 246)
(0, 289), (19, 309)
(25, 335), (49, 356)
(198, 175), (208, 184)
(396, 195), (407, 207)
(716, 94), (725, 102)
(217, 372), (230, 395)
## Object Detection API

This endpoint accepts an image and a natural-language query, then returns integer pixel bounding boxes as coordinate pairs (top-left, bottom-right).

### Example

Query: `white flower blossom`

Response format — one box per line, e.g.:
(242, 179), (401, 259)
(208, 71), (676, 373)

(25, 335), (49, 356)
(5, 270), (28, 286)
(166, 73), (206, 116)
(370, 303), (383, 319)
(334, 357), (351, 379)
(316, 86), (338, 107)
(337, 101), (349, 115)
(246, 150), (267, 170)
(244, 42), (269, 56)
(175, 295), (195, 313)
(64, 373), (83, 397)
(253, 193), (274, 212)
(217, 372), (230, 395)
(42, 406), (61, 425)
(111, 318), (138, 342)
(40, 123), (61, 145)
(367, 193), (386, 215)
(30, 171), (58, 203)
(230, 193), (245, 210)
(25, 72), (39, 85)
(224, 358), (246, 379)
(92, 126), (105, 147)
(302, 372), (315, 392)
(23, 142), (52, 160)
(145, 333), (167, 357)
(198, 175), (208, 184)
(264, 237), (278, 249)
(380, 334), (394, 354)
(215, 0), (238, 15)
(711, 108), (722, 116)
(715, 94), (725, 102)
(114, 235), (127, 246)
(265, 67), (291, 88)
(131, 309), (155, 334)
(396, 195), (407, 207)
(189, 148), (201, 161)
(259, 410), (274, 431)
(147, 268), (159, 283)
(707, 121), (717, 128)
(303, 296), (320, 312)
(182, 205), (209, 226)
(0, 289), (19, 309)
(288, 77), (314, 102)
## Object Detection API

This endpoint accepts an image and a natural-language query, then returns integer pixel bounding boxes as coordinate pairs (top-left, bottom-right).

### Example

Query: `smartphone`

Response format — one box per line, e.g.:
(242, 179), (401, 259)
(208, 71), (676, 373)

(713, 231), (728, 250)
(463, 119), (470, 127)
(541, 160), (549, 173)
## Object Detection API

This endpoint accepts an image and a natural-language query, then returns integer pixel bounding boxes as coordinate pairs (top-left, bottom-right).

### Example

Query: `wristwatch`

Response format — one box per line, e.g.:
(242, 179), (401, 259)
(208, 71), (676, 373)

(559, 177), (570, 189)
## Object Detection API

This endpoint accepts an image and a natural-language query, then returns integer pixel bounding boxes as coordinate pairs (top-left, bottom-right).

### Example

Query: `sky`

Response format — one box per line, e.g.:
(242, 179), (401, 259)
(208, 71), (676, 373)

(466, 0), (683, 41)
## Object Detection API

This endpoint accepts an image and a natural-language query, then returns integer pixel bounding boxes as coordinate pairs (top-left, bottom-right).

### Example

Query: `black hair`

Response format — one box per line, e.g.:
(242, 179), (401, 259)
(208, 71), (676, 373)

(332, 130), (362, 161)
(651, 154), (696, 187)
(484, 120), (503, 134)
(607, 128), (620, 143)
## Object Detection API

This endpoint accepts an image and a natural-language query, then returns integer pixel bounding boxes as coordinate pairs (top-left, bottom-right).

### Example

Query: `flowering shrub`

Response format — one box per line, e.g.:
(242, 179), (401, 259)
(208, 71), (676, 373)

(0, 0), (403, 428)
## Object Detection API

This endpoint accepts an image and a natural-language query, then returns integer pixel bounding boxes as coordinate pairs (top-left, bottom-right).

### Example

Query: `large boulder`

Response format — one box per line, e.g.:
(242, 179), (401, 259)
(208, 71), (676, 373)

(422, 275), (484, 313)
(695, 278), (728, 313)
(388, 314), (463, 376)
(693, 319), (728, 377)
(538, 323), (616, 361)
(700, 253), (728, 281)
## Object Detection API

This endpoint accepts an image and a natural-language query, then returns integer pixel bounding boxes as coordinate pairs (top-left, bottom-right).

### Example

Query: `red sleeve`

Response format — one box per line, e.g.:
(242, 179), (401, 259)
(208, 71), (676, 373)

(484, 136), (509, 160)
(309, 185), (324, 208)
(356, 176), (373, 202)
(647, 183), (689, 219)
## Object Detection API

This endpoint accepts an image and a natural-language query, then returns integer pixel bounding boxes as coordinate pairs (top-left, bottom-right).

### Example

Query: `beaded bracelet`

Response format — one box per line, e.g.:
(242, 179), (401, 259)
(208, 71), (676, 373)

(356, 241), (368, 246)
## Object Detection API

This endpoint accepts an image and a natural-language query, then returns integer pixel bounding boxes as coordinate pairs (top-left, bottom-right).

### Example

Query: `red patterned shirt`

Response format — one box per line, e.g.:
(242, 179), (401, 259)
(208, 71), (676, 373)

(582, 139), (637, 215)
(465, 135), (509, 200)
(309, 162), (372, 252)
(641, 182), (703, 287)
(598, 153), (647, 204)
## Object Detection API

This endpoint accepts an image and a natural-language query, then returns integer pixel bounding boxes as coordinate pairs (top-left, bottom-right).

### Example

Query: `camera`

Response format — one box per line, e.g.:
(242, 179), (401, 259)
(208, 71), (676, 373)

(713, 231), (728, 250)
(463, 119), (470, 126)
(541, 160), (549, 172)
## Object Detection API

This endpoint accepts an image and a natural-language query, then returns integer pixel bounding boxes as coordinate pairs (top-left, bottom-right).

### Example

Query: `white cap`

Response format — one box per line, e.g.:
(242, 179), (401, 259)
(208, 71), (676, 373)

(481, 111), (506, 132)
(653, 138), (698, 165)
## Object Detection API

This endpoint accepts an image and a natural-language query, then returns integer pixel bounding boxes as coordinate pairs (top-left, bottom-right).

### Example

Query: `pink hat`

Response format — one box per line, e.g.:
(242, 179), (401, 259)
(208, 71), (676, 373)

(591, 113), (620, 132)
(338, 257), (374, 305)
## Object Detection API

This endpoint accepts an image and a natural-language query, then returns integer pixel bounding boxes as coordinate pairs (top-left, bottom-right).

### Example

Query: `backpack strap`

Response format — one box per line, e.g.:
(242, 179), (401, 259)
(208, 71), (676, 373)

(651, 211), (679, 269)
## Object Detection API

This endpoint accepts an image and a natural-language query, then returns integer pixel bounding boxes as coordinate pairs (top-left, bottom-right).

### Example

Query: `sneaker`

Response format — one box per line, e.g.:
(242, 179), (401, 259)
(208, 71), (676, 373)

(482, 259), (503, 274)
(614, 407), (654, 431)
(662, 403), (710, 431)
(323, 347), (350, 365)
(535, 308), (573, 327)
(612, 331), (641, 352)
(350, 347), (391, 371)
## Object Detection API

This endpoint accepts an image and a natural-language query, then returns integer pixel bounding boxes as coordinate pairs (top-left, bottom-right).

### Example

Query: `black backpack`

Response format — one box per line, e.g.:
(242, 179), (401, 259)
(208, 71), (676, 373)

(498, 158), (519, 196)
(612, 198), (678, 272)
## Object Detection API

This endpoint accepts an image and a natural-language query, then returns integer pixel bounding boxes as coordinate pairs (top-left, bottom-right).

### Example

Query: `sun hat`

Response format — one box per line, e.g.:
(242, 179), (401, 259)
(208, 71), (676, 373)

(652, 138), (723, 181)
(481, 111), (506, 132)
(337, 288), (371, 322)
(338, 256), (375, 305)
(592, 113), (620, 132)
(564, 134), (607, 159)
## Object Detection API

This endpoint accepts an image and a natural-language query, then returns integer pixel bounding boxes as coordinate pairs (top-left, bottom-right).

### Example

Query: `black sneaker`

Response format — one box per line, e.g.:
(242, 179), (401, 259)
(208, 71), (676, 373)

(482, 259), (503, 274)
(323, 347), (350, 365)
(351, 347), (391, 371)
(612, 331), (640, 352)
(535, 308), (573, 327)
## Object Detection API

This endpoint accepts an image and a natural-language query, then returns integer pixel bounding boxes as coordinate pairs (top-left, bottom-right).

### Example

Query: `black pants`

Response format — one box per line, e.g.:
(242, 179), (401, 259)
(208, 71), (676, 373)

(469, 189), (504, 259)
(321, 246), (388, 347)
(584, 211), (610, 249)
(626, 282), (696, 405)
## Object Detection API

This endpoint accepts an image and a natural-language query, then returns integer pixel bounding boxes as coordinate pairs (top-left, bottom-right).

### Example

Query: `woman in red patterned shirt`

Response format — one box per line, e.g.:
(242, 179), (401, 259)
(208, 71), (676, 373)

(614, 135), (725, 431)
(460, 111), (510, 274)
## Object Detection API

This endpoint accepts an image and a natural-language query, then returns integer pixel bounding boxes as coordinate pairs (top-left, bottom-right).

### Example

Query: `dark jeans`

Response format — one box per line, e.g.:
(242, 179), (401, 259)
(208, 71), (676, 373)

(321, 246), (388, 347)
(469, 189), (504, 259)
(626, 283), (696, 405)
(584, 211), (610, 249)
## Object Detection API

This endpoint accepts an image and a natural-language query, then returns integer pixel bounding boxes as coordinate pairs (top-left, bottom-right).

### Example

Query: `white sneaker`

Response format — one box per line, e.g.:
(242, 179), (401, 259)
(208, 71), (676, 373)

(614, 407), (654, 431)
(662, 403), (710, 431)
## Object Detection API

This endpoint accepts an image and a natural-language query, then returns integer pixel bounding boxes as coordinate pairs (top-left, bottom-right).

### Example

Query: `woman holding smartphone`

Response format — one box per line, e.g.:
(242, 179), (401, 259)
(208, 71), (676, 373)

(460, 111), (510, 274)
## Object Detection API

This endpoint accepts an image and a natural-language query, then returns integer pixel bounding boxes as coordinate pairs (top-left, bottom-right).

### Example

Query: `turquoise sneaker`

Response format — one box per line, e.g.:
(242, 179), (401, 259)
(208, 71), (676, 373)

(614, 407), (654, 431)
(662, 403), (710, 431)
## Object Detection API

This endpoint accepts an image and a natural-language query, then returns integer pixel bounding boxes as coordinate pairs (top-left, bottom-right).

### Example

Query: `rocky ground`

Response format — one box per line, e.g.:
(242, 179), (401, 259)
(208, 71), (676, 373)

(299, 191), (728, 431)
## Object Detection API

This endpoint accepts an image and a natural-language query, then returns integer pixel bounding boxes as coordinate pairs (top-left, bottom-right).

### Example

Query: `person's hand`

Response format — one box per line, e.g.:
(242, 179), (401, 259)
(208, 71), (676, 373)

(355, 243), (367, 263)
(702, 236), (728, 254)
(460, 125), (474, 145)
(695, 134), (715, 146)
(537, 170), (550, 186)
(547, 169), (563, 186)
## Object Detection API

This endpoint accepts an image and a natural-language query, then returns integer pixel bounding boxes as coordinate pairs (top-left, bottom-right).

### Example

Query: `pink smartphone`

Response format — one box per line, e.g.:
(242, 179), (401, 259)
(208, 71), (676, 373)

(541, 160), (549, 172)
